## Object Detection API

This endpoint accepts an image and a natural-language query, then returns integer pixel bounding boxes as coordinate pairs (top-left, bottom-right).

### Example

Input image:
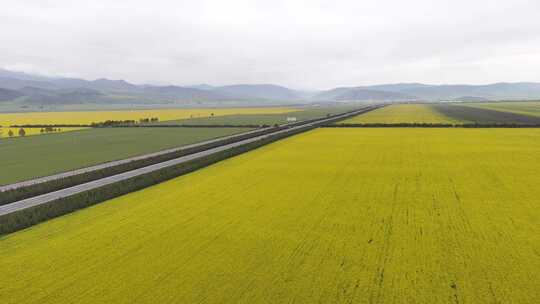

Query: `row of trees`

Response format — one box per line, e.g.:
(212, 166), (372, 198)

(139, 117), (159, 123)
(90, 120), (137, 127)
(90, 117), (160, 127)
(4, 128), (27, 137)
(1, 127), (63, 138)
(40, 127), (62, 133)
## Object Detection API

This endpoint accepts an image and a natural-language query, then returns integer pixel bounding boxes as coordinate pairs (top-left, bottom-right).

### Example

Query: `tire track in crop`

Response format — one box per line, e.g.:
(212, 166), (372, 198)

(440, 158), (516, 303)
(124, 137), (342, 303)
(256, 140), (368, 303)
(368, 182), (399, 304)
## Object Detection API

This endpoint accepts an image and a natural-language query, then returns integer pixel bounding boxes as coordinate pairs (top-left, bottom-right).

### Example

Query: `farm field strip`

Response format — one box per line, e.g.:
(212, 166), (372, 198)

(1, 128), (538, 303)
(463, 101), (540, 117)
(433, 104), (540, 124)
(341, 104), (464, 124)
(164, 105), (364, 126)
(0, 127), (249, 185)
(0, 107), (296, 126)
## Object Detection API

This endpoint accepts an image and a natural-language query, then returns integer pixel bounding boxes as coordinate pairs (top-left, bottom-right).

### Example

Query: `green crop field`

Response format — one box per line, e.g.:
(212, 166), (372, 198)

(341, 104), (463, 124)
(463, 101), (540, 117)
(1, 128), (538, 303)
(0, 127), (249, 185)
(162, 105), (363, 126)
(433, 104), (540, 125)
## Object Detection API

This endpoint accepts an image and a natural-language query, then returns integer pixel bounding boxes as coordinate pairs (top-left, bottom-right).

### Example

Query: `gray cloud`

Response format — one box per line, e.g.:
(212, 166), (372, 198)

(2, 0), (540, 89)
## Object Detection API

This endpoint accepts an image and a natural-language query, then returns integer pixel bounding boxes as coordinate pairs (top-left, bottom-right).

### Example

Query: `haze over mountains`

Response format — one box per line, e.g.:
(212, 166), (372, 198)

(1, 69), (540, 106)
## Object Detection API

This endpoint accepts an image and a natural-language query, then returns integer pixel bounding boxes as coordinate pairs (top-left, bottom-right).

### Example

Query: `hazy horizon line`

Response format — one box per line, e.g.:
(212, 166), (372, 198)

(3, 67), (539, 92)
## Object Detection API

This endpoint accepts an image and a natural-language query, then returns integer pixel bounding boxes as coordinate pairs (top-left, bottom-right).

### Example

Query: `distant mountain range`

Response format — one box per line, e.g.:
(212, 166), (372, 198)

(0, 87), (23, 101)
(0, 69), (310, 106)
(309, 83), (540, 102)
(1, 69), (540, 106)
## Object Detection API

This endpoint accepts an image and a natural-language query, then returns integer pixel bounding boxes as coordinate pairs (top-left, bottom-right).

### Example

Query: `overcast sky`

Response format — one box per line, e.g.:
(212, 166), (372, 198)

(2, 0), (540, 89)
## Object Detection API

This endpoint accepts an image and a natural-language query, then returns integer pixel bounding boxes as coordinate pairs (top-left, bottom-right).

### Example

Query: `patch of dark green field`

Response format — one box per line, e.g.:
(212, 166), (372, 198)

(0, 127), (250, 185)
(433, 104), (540, 124)
(160, 106), (362, 126)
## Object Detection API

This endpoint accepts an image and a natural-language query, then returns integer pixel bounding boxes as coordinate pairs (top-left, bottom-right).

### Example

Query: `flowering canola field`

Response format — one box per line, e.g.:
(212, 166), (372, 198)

(342, 104), (464, 123)
(1, 128), (539, 303)
(0, 107), (296, 126)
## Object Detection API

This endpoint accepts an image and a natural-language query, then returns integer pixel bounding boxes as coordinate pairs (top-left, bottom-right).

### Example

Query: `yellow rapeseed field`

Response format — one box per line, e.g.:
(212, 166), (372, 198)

(1, 128), (539, 303)
(0, 107), (295, 126)
(342, 104), (464, 123)
(0, 127), (87, 138)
